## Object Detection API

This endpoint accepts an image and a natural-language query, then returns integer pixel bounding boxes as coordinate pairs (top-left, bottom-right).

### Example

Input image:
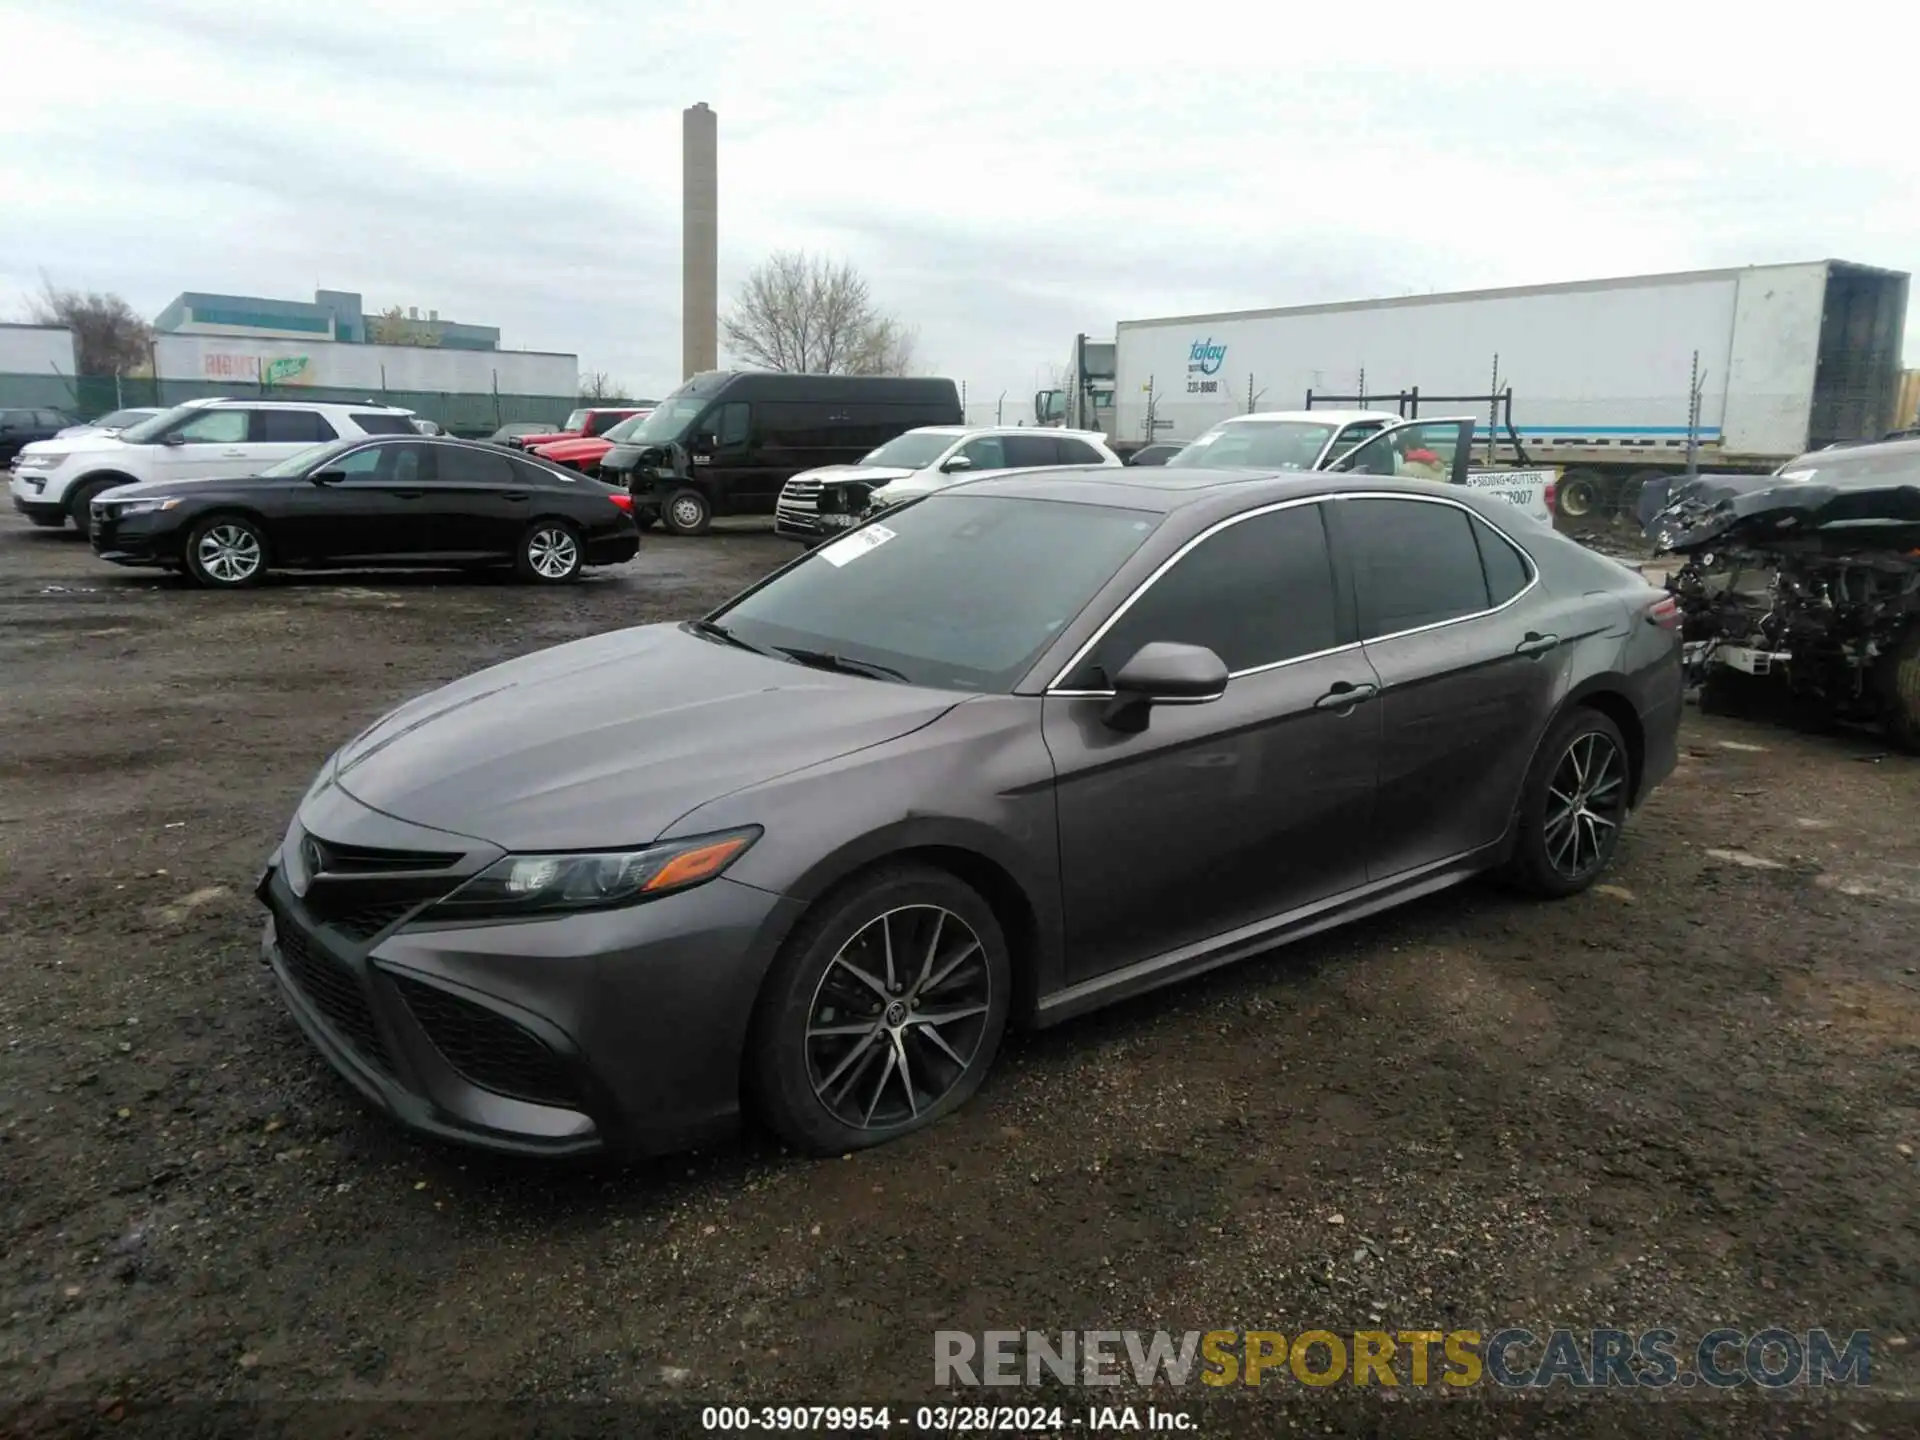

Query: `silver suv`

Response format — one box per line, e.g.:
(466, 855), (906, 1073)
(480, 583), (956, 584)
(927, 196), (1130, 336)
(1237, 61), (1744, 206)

(774, 425), (1120, 544)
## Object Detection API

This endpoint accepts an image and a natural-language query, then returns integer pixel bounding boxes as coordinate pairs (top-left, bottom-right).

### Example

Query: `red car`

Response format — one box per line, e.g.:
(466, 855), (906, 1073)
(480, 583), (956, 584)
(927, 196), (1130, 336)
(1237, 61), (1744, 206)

(510, 406), (646, 451)
(525, 409), (654, 473)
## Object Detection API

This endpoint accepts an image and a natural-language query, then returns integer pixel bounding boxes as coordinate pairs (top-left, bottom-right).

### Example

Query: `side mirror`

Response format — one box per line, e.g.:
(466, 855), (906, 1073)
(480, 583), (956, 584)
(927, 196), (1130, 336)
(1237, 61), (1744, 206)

(1102, 642), (1229, 731)
(940, 454), (973, 473)
(161, 431), (187, 446)
(311, 467), (347, 485)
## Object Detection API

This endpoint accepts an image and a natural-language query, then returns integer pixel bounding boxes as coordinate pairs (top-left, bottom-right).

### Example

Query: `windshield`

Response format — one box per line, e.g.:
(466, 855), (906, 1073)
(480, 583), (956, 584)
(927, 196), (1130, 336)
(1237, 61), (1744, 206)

(625, 396), (707, 446)
(714, 493), (1160, 692)
(562, 409), (591, 431)
(1165, 420), (1336, 471)
(601, 413), (651, 443)
(260, 438), (355, 478)
(117, 405), (201, 444)
(860, 432), (957, 469)
(1773, 446), (1920, 485)
(93, 408), (153, 429)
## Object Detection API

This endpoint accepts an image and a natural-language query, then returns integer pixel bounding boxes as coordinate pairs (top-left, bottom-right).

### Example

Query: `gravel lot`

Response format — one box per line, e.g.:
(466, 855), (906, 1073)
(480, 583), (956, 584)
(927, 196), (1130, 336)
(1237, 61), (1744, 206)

(1, 510), (1916, 1432)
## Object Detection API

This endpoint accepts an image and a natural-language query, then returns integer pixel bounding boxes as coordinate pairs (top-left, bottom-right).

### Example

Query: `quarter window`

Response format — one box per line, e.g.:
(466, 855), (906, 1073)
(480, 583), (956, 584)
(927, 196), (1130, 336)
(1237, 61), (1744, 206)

(1471, 513), (1533, 606)
(1055, 438), (1107, 466)
(1066, 503), (1340, 688)
(1341, 498), (1491, 638)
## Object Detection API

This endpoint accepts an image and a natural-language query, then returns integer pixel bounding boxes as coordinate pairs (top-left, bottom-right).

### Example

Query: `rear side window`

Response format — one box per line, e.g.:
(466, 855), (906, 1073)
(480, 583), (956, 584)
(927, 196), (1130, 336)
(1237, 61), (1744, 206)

(1471, 514), (1533, 606)
(1067, 503), (1339, 687)
(1055, 438), (1107, 466)
(1003, 435), (1060, 467)
(436, 446), (517, 485)
(351, 412), (416, 436)
(1341, 498), (1491, 638)
(253, 410), (337, 443)
(585, 411), (627, 436)
(36, 410), (70, 427)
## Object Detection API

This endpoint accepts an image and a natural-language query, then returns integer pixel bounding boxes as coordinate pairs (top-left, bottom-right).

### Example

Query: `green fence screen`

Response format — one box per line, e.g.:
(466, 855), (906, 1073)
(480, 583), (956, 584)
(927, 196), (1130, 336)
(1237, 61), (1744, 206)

(0, 373), (576, 438)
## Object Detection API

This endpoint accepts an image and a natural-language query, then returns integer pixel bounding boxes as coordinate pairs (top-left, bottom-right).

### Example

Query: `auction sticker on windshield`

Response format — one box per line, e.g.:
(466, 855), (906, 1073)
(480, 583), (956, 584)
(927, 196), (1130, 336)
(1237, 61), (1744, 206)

(819, 524), (896, 567)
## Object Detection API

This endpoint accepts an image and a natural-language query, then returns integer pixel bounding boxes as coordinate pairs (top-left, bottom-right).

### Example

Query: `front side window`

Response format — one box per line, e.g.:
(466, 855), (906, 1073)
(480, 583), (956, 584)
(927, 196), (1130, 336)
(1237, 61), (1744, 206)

(958, 436), (1008, 471)
(1340, 498), (1491, 638)
(171, 409), (249, 444)
(716, 494), (1161, 692)
(1165, 420), (1335, 471)
(1064, 503), (1340, 689)
(585, 411), (631, 436)
(714, 402), (751, 447)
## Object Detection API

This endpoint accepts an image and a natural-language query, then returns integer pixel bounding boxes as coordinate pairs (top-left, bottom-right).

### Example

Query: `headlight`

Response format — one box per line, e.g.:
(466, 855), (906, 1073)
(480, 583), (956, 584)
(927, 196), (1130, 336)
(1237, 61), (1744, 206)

(117, 498), (182, 515)
(17, 454), (64, 471)
(425, 827), (761, 919)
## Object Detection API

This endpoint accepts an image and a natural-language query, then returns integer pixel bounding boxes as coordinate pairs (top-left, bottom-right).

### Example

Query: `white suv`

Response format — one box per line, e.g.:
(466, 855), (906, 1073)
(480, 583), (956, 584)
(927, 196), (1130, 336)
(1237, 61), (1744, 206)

(9, 397), (419, 531)
(774, 425), (1121, 543)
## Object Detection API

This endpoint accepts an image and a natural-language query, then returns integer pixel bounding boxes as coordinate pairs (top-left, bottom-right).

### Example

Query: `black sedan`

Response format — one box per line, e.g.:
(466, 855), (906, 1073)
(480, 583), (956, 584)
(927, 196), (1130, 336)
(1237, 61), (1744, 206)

(89, 436), (641, 588)
(256, 461), (1682, 1158)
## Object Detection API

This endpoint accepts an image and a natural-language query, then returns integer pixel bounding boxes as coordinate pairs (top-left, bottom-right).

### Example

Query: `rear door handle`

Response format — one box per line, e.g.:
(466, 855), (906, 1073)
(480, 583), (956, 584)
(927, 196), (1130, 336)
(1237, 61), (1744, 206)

(1515, 632), (1560, 658)
(1314, 681), (1379, 711)
(391, 489), (424, 500)
(500, 492), (529, 501)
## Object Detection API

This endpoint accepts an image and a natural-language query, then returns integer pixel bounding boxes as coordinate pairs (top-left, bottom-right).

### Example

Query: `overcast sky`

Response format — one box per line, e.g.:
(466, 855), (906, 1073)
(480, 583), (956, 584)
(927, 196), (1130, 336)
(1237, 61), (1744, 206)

(3, 0), (1914, 416)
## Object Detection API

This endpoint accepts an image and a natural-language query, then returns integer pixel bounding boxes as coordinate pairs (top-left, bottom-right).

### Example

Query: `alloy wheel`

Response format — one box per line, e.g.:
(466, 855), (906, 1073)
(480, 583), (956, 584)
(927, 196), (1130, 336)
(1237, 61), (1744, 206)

(804, 904), (992, 1130)
(197, 524), (262, 584)
(1544, 730), (1625, 880)
(526, 527), (578, 579)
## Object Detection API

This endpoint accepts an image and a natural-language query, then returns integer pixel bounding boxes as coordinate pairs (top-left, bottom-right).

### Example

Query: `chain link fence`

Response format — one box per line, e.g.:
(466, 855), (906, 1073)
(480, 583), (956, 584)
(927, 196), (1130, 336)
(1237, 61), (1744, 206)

(1, 373), (576, 437)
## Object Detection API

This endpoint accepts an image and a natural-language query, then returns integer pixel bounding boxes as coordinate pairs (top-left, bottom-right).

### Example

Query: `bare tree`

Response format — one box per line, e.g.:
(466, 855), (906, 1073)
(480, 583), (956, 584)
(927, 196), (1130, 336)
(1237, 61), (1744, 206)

(366, 305), (442, 347)
(722, 251), (918, 376)
(577, 372), (631, 402)
(25, 277), (150, 376)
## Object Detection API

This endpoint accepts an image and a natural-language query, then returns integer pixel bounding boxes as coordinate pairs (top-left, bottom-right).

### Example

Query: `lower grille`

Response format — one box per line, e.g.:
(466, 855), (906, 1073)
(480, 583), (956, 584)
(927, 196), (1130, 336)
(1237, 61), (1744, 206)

(275, 913), (392, 1073)
(392, 976), (581, 1109)
(324, 900), (421, 942)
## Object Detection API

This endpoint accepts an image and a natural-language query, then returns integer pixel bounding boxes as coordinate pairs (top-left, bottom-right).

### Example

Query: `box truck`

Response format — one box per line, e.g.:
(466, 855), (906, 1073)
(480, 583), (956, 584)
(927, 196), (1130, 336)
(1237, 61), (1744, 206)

(1038, 261), (1910, 517)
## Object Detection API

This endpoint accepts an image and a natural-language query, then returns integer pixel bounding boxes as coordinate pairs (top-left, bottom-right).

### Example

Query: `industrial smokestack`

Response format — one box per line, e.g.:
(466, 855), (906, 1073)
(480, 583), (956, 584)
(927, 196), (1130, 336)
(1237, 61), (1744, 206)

(682, 102), (718, 379)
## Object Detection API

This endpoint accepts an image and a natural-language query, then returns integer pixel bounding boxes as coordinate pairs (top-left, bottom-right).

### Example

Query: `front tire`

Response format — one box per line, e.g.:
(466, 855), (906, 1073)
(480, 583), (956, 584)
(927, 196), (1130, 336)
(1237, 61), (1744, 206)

(65, 477), (125, 533)
(1879, 623), (1920, 754)
(750, 864), (1011, 1154)
(1502, 708), (1631, 897)
(184, 515), (269, 588)
(516, 520), (583, 583)
(663, 487), (712, 536)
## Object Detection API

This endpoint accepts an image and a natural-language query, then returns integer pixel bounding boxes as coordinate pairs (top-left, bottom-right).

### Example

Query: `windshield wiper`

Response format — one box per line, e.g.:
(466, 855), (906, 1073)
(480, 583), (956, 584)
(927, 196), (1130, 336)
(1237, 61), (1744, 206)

(685, 618), (772, 655)
(771, 646), (910, 683)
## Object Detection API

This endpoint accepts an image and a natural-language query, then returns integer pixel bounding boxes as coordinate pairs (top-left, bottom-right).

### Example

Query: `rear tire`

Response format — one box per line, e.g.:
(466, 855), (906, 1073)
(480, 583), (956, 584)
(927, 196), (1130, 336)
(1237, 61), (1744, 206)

(663, 487), (713, 536)
(184, 515), (269, 589)
(515, 520), (583, 583)
(1555, 468), (1609, 521)
(750, 864), (1011, 1154)
(1502, 707), (1631, 897)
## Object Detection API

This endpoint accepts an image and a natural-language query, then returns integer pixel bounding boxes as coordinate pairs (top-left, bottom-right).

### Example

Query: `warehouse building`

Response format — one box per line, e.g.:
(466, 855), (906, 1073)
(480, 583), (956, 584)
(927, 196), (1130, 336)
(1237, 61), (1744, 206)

(153, 288), (501, 350)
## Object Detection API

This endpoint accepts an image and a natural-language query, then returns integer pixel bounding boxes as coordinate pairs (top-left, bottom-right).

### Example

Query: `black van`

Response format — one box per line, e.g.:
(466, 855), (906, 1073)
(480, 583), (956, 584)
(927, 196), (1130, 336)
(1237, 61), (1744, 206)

(596, 371), (963, 535)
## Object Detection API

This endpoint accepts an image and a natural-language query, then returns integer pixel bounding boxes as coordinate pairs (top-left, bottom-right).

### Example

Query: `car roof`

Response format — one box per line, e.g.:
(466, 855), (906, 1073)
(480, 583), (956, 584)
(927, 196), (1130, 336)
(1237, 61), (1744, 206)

(1212, 409), (1404, 427)
(936, 466), (1526, 520)
(177, 396), (414, 415)
(902, 425), (1109, 439)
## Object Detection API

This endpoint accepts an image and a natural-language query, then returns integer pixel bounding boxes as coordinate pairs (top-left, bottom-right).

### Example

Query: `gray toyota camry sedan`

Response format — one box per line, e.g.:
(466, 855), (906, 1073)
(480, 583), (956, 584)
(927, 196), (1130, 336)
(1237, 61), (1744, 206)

(257, 465), (1683, 1158)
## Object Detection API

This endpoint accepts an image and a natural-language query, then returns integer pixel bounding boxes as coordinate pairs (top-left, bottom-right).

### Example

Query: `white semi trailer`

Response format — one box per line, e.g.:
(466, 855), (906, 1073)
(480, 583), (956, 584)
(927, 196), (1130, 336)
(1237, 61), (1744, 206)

(1039, 261), (1910, 517)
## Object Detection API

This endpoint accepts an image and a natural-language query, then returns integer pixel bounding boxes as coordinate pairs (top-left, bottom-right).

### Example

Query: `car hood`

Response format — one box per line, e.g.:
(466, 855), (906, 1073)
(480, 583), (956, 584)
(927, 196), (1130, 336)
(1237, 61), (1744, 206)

(529, 436), (612, 462)
(18, 432), (131, 460)
(329, 622), (963, 851)
(91, 474), (278, 502)
(1646, 474), (1920, 552)
(789, 463), (918, 487)
(872, 471), (961, 500)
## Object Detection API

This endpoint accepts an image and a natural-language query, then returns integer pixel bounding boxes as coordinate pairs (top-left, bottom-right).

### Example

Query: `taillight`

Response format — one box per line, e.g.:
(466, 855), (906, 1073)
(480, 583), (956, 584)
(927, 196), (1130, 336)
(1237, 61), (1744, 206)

(1544, 480), (1557, 513)
(608, 492), (633, 512)
(1646, 594), (1681, 630)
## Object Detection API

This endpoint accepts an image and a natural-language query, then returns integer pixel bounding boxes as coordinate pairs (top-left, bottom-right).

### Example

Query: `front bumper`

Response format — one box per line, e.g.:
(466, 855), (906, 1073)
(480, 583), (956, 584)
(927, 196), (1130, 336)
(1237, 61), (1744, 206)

(255, 788), (805, 1158)
(90, 509), (185, 566)
(10, 471), (62, 520)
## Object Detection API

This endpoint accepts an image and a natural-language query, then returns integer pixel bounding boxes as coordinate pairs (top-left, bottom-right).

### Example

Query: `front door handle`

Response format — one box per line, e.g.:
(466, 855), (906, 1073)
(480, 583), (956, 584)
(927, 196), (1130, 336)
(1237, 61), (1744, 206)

(1314, 680), (1379, 712)
(1515, 632), (1560, 658)
(391, 489), (424, 500)
(219, 448), (249, 457)
(500, 492), (529, 501)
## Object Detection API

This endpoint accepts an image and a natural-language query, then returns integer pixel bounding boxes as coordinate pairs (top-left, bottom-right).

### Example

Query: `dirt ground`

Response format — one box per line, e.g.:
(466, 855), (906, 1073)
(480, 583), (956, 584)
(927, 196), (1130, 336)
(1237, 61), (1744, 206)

(1, 510), (1916, 1432)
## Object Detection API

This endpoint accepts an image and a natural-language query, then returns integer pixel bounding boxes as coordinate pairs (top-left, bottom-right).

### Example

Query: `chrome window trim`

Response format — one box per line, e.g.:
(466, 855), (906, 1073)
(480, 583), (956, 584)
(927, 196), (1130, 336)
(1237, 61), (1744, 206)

(1042, 489), (1538, 697)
